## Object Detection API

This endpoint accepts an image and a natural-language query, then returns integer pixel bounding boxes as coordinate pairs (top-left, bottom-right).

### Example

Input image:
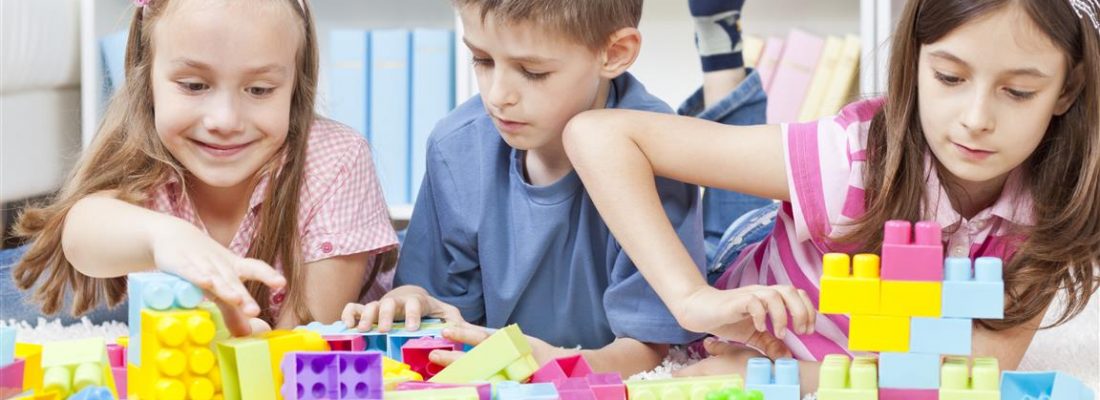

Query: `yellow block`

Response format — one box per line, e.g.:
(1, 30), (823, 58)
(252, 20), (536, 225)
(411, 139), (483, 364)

(848, 314), (909, 352)
(135, 309), (221, 400)
(14, 343), (43, 393)
(881, 280), (942, 317)
(819, 253), (881, 315)
(261, 330), (328, 400)
(382, 357), (423, 390)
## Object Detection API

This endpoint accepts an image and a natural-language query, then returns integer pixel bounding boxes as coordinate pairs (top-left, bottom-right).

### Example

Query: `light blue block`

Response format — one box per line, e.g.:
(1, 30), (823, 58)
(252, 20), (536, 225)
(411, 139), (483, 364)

(295, 319), (447, 358)
(910, 317), (972, 355)
(879, 352), (939, 389)
(745, 357), (800, 400)
(1001, 371), (1096, 400)
(126, 272), (204, 366)
(410, 29), (455, 203)
(70, 386), (114, 400)
(329, 30), (370, 137)
(1, 326), (15, 365)
(942, 257), (1004, 319)
(497, 382), (559, 400)
(386, 329), (444, 361)
(369, 29), (412, 205)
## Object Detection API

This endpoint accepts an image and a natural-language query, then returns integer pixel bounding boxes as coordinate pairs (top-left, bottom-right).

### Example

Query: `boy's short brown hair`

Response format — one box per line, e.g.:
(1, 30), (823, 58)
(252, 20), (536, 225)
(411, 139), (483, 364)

(454, 0), (643, 50)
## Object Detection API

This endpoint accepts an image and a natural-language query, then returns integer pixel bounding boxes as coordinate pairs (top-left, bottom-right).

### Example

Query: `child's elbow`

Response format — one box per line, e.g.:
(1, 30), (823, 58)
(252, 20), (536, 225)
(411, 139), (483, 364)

(563, 110), (628, 164)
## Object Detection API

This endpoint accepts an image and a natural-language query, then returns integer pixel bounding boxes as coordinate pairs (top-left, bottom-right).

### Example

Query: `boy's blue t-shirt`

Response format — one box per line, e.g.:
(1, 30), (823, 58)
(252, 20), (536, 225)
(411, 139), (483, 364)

(395, 72), (706, 348)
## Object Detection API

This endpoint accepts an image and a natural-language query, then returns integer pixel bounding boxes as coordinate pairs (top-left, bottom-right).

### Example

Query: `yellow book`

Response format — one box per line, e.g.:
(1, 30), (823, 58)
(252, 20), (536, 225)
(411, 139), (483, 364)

(818, 35), (862, 117)
(799, 36), (844, 122)
(743, 35), (765, 68)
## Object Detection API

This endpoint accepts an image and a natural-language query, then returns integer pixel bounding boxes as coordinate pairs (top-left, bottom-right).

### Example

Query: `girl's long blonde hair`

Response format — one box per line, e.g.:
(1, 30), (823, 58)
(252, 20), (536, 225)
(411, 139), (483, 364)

(13, 0), (327, 324)
(841, 0), (1100, 330)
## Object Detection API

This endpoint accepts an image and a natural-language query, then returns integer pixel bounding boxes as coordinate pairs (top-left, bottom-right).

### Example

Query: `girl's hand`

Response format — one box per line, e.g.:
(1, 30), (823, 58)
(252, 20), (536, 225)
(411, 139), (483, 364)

(341, 285), (466, 332)
(150, 219), (286, 335)
(675, 285), (815, 341)
(673, 339), (764, 377)
(427, 323), (568, 368)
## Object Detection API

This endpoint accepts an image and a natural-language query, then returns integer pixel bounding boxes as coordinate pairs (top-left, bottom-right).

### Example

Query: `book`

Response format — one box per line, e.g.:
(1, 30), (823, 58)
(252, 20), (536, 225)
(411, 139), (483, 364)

(818, 34), (863, 117)
(799, 35), (844, 122)
(410, 29), (455, 203)
(766, 29), (825, 123)
(328, 30), (370, 137)
(756, 37), (785, 92)
(370, 29), (412, 205)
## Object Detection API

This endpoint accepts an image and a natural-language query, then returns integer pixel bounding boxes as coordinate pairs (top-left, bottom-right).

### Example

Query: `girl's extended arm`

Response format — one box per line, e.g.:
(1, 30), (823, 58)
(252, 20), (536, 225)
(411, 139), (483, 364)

(563, 110), (815, 338)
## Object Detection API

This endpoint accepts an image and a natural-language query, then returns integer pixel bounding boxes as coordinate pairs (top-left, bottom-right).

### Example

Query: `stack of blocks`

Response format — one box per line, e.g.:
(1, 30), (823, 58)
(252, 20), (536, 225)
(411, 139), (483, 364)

(39, 338), (118, 399)
(744, 358), (799, 400)
(127, 272), (224, 400)
(818, 220), (1007, 399)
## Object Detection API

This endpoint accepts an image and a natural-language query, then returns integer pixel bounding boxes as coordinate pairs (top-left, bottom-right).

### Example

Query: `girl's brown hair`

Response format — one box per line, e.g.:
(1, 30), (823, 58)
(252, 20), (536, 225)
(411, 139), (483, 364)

(11, 0), (343, 325)
(840, 0), (1100, 330)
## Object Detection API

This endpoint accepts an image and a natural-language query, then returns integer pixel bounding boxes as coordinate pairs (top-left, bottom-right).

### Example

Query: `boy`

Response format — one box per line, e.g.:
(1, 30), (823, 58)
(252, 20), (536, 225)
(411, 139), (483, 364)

(343, 0), (706, 375)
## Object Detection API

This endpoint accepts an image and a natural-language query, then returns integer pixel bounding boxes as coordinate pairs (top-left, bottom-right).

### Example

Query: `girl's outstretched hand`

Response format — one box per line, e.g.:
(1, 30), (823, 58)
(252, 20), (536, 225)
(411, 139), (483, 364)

(675, 285), (816, 341)
(150, 219), (286, 336)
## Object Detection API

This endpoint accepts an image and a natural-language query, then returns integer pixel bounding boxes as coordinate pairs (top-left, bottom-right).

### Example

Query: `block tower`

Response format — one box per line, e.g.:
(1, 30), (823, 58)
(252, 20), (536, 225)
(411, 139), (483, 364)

(128, 272), (228, 400)
(818, 220), (1006, 400)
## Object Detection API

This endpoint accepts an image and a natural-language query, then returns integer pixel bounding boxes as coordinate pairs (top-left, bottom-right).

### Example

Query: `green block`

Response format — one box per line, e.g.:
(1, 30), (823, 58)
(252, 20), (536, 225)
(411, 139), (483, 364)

(40, 338), (111, 398)
(627, 374), (744, 400)
(939, 357), (999, 400)
(816, 355), (877, 400)
(428, 324), (538, 384)
(384, 387), (481, 399)
(217, 337), (276, 400)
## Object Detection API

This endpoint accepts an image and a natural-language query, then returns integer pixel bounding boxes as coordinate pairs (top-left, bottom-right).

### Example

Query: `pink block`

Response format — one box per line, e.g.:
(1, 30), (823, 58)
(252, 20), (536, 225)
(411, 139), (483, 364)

(0, 358), (24, 391)
(107, 344), (125, 368)
(324, 334), (366, 352)
(113, 366), (127, 399)
(880, 387), (938, 400)
(882, 220), (944, 281)
(395, 381), (491, 400)
(587, 373), (626, 400)
(531, 355), (594, 383)
(400, 337), (459, 379)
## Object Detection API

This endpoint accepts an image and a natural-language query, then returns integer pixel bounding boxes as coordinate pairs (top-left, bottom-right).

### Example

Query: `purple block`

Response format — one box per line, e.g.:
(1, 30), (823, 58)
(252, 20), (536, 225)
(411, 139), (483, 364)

(395, 381), (492, 400)
(282, 351), (383, 400)
(882, 220), (944, 281)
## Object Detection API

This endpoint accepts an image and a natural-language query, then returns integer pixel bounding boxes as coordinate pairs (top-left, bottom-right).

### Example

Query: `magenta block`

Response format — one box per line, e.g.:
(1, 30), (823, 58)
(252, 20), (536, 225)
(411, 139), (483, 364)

(113, 366), (127, 399)
(531, 354), (594, 383)
(552, 373), (625, 400)
(0, 358), (24, 392)
(107, 344), (125, 368)
(882, 220), (944, 281)
(880, 387), (939, 400)
(324, 335), (367, 352)
(395, 381), (492, 400)
(400, 337), (459, 379)
(281, 351), (383, 400)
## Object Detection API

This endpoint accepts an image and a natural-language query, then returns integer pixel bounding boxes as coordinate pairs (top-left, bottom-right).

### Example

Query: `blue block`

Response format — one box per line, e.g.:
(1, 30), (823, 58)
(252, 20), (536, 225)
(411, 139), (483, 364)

(910, 317), (972, 355)
(1001, 371), (1096, 400)
(942, 257), (1004, 319)
(296, 319), (447, 359)
(744, 357), (800, 400)
(386, 329), (444, 361)
(497, 382), (559, 400)
(126, 272), (204, 366)
(1, 326), (15, 365)
(879, 352), (939, 389)
(70, 386), (114, 400)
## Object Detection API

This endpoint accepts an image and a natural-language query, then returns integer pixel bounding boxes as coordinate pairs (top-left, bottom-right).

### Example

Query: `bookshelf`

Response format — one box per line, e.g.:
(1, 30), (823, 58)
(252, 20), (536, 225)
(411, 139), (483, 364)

(80, 0), (906, 221)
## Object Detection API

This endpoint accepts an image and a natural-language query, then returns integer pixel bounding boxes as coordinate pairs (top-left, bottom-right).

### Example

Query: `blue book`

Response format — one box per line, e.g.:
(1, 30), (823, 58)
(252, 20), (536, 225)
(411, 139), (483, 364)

(410, 29), (455, 203)
(369, 29), (412, 205)
(328, 30), (370, 137)
(99, 29), (129, 103)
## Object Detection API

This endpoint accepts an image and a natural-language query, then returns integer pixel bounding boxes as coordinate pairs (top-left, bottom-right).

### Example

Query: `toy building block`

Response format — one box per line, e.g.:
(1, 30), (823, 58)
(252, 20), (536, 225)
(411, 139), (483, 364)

(131, 308), (220, 400)
(39, 338), (117, 399)
(218, 337), (277, 400)
(531, 354), (594, 383)
(879, 388), (938, 400)
(280, 351), (383, 400)
(401, 337), (461, 379)
(384, 386), (480, 400)
(1, 358), (24, 395)
(382, 357), (424, 390)
(942, 257), (1004, 319)
(110, 365), (125, 400)
(14, 343), (42, 394)
(127, 272), (205, 367)
(585, 373), (627, 400)
(1, 326), (15, 365)
(105, 344), (126, 398)
(743, 357), (799, 400)
(878, 352), (939, 389)
(386, 329), (445, 361)
(881, 220), (944, 281)
(68, 386), (114, 400)
(263, 330), (330, 400)
(848, 314), (909, 352)
(395, 381), (491, 400)
(939, 357), (999, 400)
(880, 280), (942, 317)
(703, 387), (764, 400)
(497, 382), (560, 400)
(326, 334), (367, 352)
(298, 321), (353, 335)
(819, 253), (881, 315)
(428, 325), (538, 384)
(625, 374), (744, 400)
(816, 355), (877, 400)
(1001, 371), (1096, 400)
(910, 316), (972, 355)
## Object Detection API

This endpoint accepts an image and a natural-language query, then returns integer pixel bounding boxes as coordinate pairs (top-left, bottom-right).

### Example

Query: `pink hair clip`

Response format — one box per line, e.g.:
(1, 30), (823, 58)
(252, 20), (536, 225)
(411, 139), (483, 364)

(133, 0), (151, 6)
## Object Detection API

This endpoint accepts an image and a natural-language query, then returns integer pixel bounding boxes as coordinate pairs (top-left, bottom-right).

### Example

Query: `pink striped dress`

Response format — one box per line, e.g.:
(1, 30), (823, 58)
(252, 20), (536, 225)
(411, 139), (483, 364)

(715, 98), (1034, 360)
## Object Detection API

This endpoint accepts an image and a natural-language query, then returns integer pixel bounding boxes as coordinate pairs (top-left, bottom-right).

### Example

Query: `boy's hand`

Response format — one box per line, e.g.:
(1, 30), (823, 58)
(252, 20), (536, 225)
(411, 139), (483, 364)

(427, 323), (568, 368)
(676, 285), (815, 341)
(341, 285), (465, 332)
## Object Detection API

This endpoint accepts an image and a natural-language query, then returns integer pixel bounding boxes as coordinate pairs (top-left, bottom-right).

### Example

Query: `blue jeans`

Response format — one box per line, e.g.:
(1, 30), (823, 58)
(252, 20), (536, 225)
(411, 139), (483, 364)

(1, 245), (128, 324)
(678, 68), (773, 267)
(706, 202), (778, 284)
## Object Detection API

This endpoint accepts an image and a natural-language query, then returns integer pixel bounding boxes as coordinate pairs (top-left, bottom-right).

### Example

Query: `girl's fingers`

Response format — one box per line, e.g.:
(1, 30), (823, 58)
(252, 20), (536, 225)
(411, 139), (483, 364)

(775, 286), (810, 335)
(357, 302), (381, 331)
(213, 259), (260, 317)
(428, 350), (465, 366)
(754, 288), (789, 340)
(404, 297), (423, 331)
(236, 258), (287, 289)
(214, 298), (253, 337)
(441, 325), (490, 346)
(342, 303), (363, 328)
(796, 288), (816, 335)
(702, 337), (740, 356)
(376, 298), (398, 333)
